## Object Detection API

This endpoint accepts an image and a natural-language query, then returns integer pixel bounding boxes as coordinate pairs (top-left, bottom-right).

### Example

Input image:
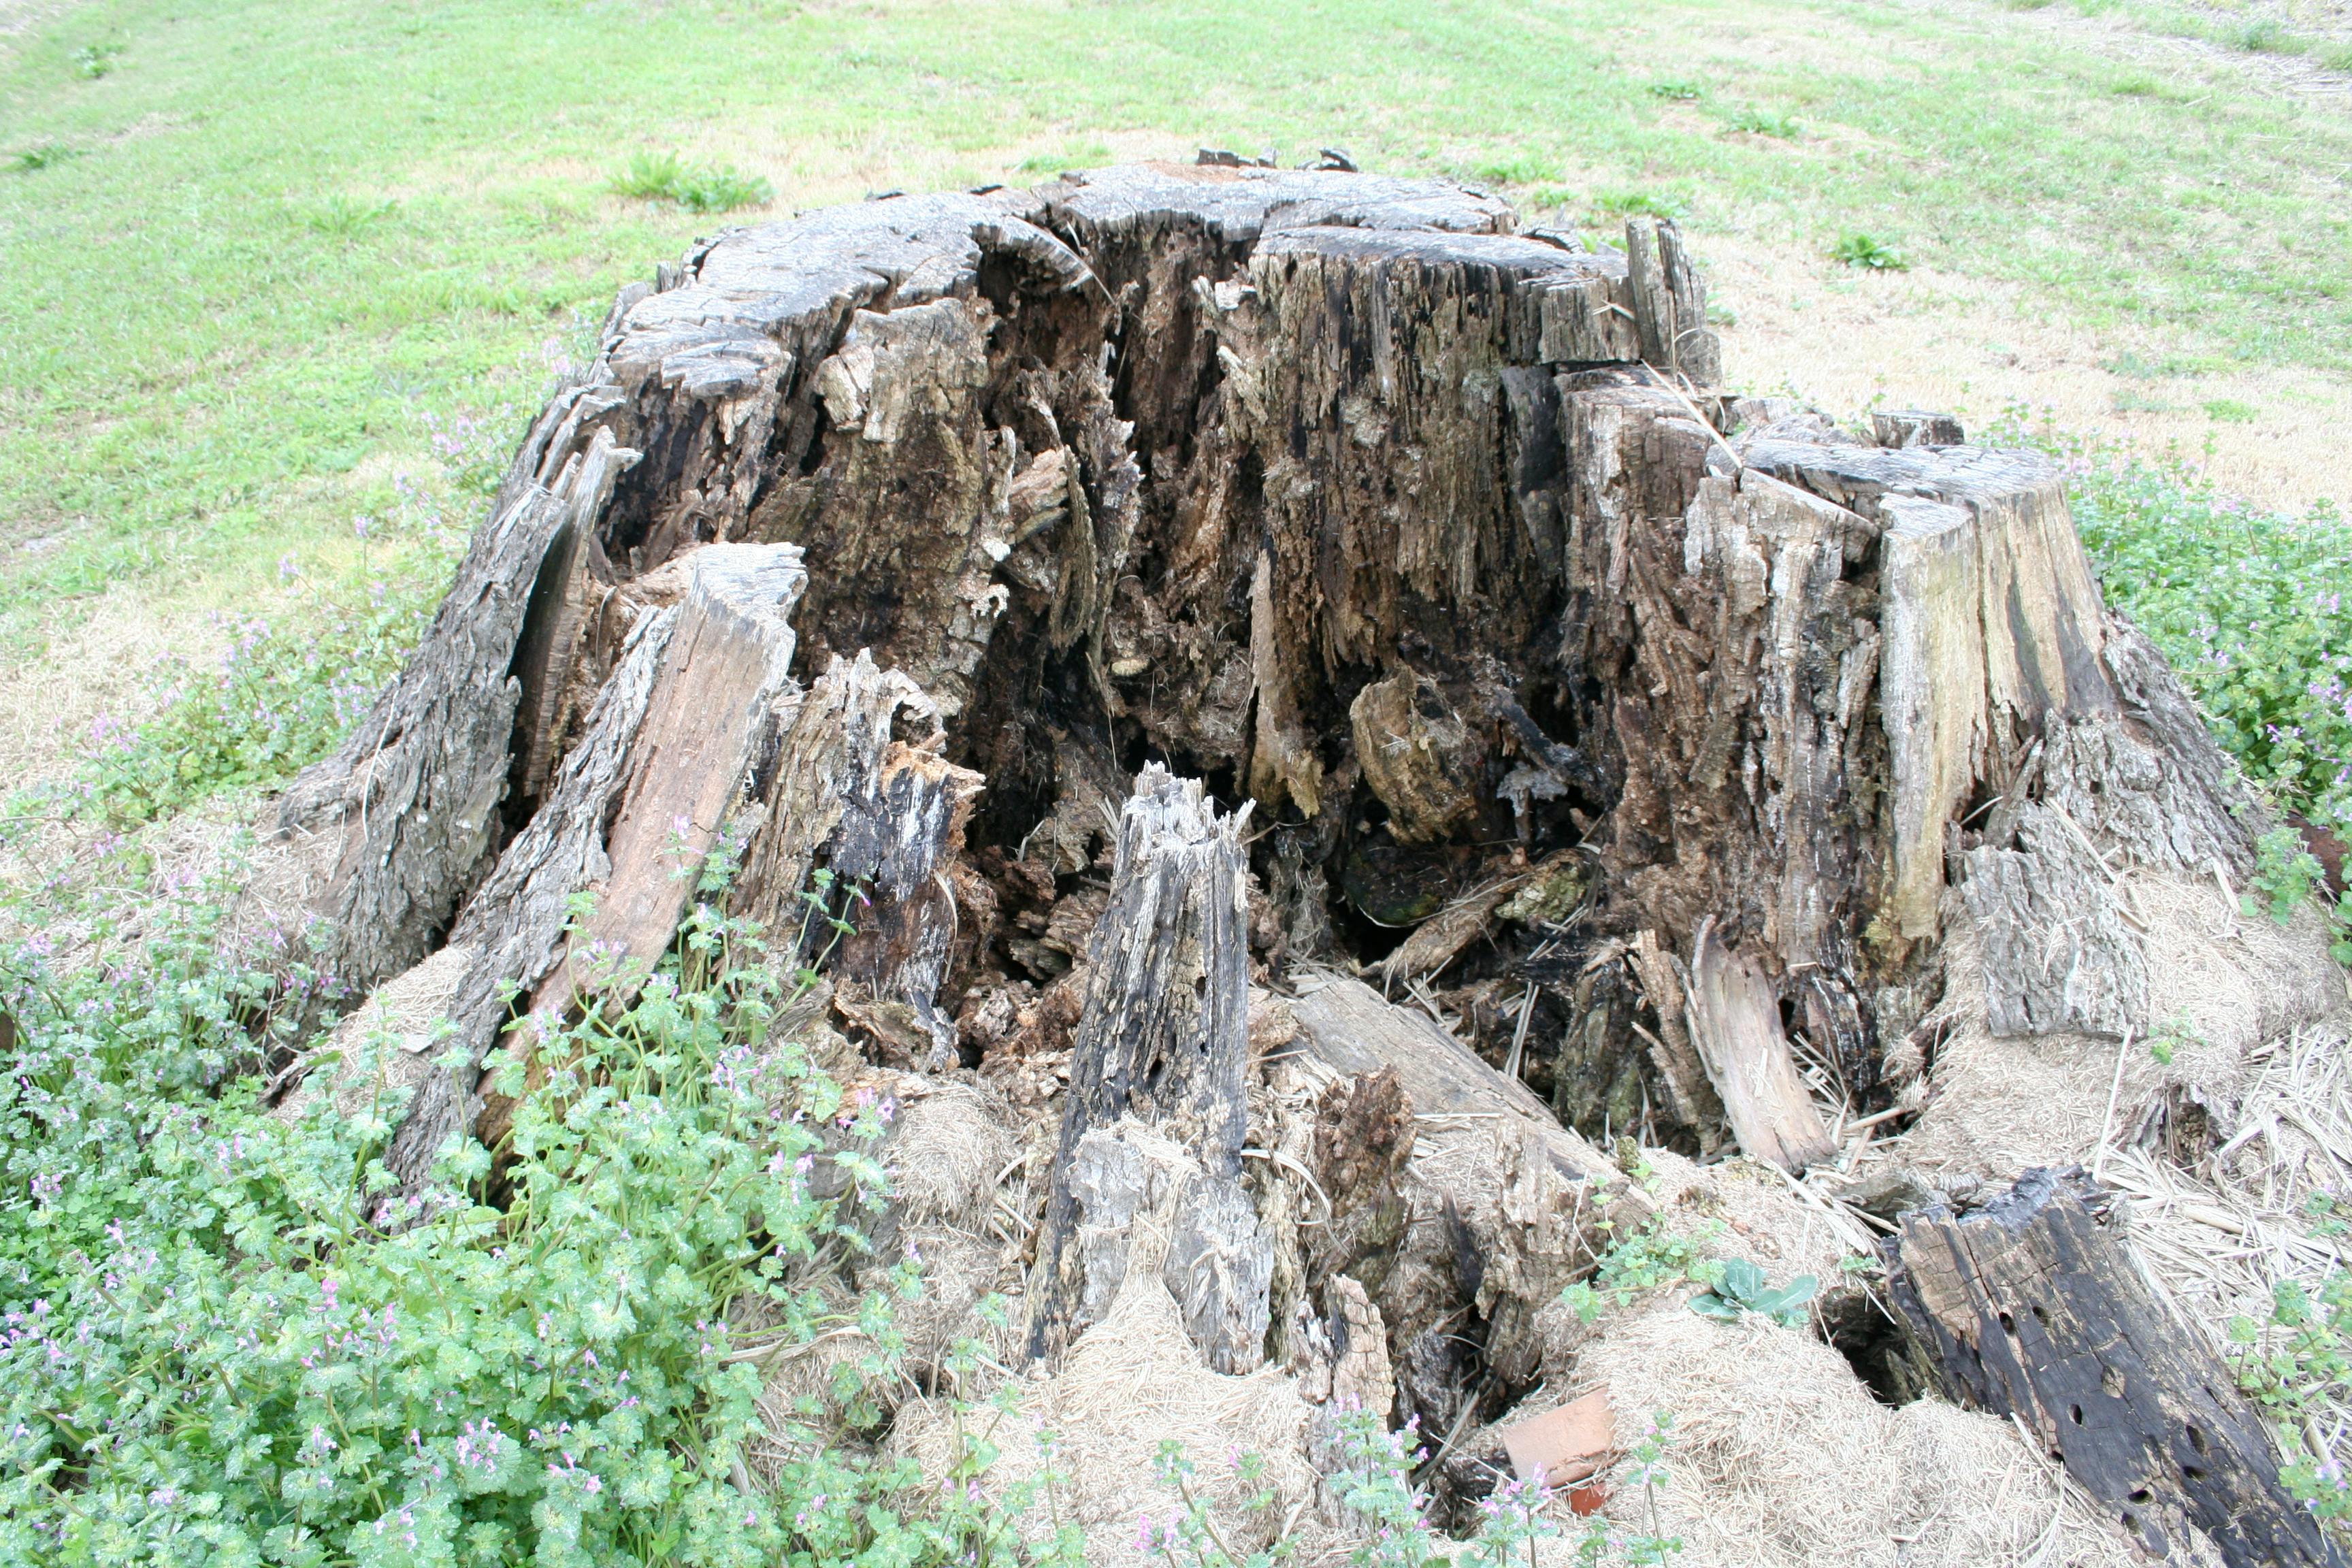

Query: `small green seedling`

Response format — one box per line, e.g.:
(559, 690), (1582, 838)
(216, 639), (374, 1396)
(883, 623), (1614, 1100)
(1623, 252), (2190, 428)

(1832, 232), (1908, 270)
(1725, 108), (1800, 138)
(1688, 1258), (1818, 1328)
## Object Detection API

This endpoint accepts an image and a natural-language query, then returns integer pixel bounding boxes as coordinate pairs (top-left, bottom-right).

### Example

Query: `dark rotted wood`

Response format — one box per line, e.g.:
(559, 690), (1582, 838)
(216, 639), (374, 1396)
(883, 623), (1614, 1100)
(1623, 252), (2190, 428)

(1028, 766), (1255, 1365)
(1886, 1167), (2345, 1568)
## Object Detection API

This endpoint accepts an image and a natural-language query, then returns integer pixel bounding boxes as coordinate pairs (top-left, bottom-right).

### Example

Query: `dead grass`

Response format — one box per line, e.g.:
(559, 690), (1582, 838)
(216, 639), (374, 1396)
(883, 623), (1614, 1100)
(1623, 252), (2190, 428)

(1710, 239), (2352, 516)
(1575, 1304), (2141, 1567)
(0, 584), (227, 793)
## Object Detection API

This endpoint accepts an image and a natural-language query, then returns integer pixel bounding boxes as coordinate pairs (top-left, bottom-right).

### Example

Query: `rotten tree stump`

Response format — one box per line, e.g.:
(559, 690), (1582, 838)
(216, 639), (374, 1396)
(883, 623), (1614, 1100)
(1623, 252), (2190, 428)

(274, 163), (2289, 1429)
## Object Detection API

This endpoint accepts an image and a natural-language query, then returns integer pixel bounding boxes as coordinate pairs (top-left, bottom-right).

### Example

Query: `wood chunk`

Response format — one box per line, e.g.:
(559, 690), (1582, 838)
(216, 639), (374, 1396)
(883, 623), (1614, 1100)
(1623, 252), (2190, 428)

(1887, 1168), (2347, 1568)
(1682, 924), (1835, 1172)
(1350, 673), (1484, 845)
(1870, 409), (1965, 448)
(1623, 216), (1718, 385)
(1286, 975), (1630, 1199)
(1375, 868), (1530, 988)
(451, 545), (805, 1165)
(534, 544), (806, 1007)
(1030, 767), (1258, 1365)
(1628, 928), (1725, 1144)
(392, 600), (680, 1181)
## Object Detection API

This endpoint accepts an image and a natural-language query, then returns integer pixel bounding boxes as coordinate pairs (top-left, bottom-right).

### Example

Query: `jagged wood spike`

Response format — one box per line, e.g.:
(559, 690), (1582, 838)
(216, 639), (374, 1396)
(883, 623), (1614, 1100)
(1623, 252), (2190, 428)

(1028, 766), (1258, 1368)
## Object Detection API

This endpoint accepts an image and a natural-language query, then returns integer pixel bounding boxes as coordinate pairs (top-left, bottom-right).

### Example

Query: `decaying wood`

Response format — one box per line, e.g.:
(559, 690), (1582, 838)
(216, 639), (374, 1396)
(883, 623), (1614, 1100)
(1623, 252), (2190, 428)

(1682, 922), (1835, 1172)
(1888, 1168), (2347, 1568)
(1870, 408), (1965, 448)
(1029, 766), (1261, 1369)
(387, 598), (676, 1181)
(289, 429), (640, 994)
(277, 164), (2302, 1488)
(408, 544), (805, 1173)
(538, 544), (806, 1004)
(1627, 928), (1723, 1148)
(1285, 975), (1629, 1196)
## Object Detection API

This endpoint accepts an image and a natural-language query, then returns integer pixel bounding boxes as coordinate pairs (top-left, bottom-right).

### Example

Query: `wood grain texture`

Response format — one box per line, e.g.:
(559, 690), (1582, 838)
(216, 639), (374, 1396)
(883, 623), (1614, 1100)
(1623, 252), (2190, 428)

(1682, 924), (1836, 1171)
(1030, 766), (1257, 1366)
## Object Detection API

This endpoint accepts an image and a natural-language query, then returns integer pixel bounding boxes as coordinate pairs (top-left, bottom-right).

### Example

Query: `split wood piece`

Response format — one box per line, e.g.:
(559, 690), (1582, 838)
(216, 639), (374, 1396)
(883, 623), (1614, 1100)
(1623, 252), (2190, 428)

(1870, 409), (1964, 448)
(288, 428), (640, 992)
(1886, 1167), (2346, 1568)
(386, 602), (678, 1185)
(1029, 766), (1258, 1368)
(1682, 924), (1835, 1172)
(446, 543), (804, 1170)
(1623, 216), (1720, 387)
(1284, 975), (1633, 1204)
(1375, 867), (1533, 988)
(529, 542), (806, 1010)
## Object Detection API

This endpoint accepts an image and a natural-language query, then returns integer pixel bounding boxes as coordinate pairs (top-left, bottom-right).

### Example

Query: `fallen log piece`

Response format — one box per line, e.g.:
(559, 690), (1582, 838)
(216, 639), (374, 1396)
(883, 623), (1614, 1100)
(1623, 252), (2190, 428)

(1886, 1166), (2345, 1568)
(1028, 766), (1262, 1369)
(1283, 975), (1632, 1202)
(1682, 921), (1835, 1172)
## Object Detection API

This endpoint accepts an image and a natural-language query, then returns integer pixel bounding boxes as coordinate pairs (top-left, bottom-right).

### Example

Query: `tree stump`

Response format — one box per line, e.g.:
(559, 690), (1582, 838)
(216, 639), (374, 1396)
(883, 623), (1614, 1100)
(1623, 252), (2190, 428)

(280, 162), (2274, 1402)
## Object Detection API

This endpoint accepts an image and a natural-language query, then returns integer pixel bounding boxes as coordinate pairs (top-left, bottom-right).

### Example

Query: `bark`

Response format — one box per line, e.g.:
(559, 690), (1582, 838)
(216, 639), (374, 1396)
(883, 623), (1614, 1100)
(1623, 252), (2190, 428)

(1887, 1168), (2346, 1568)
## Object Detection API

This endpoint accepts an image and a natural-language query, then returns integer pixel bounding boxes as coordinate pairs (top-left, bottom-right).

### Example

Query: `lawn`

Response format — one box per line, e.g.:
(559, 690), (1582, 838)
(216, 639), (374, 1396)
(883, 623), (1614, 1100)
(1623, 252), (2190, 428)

(0, 0), (2347, 804)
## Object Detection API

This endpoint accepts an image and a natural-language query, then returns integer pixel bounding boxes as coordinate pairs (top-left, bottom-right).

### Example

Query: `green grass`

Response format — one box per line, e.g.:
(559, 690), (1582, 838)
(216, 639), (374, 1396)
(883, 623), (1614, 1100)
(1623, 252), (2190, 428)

(608, 150), (775, 215)
(1831, 231), (1908, 270)
(1, 0), (2349, 686)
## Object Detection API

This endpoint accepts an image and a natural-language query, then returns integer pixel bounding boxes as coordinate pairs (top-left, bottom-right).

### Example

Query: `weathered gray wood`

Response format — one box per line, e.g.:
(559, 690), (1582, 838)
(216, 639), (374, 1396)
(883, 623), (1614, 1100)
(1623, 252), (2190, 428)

(1629, 928), (1724, 1143)
(1682, 924), (1836, 1171)
(408, 543), (802, 1171)
(532, 543), (806, 1007)
(1285, 974), (1629, 1194)
(1871, 409), (1964, 448)
(1624, 216), (1720, 385)
(387, 598), (676, 1182)
(288, 429), (640, 995)
(1029, 766), (1258, 1367)
(313, 163), (2279, 1288)
(1887, 1168), (2347, 1568)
